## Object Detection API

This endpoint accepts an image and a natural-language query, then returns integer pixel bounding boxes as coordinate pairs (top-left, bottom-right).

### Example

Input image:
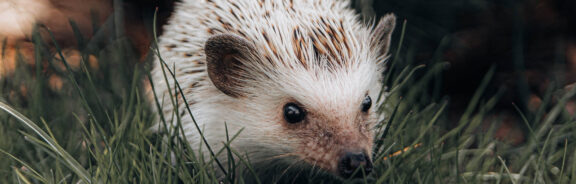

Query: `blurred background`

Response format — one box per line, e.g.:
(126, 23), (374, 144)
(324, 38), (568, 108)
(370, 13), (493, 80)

(371, 0), (576, 111)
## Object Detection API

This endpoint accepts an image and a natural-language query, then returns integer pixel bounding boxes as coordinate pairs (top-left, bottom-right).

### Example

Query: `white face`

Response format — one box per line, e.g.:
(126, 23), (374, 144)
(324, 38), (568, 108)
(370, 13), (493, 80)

(221, 61), (381, 178)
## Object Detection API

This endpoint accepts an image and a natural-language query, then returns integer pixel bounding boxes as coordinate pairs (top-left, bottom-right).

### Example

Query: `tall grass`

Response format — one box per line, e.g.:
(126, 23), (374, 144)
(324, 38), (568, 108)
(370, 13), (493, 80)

(1, 5), (576, 184)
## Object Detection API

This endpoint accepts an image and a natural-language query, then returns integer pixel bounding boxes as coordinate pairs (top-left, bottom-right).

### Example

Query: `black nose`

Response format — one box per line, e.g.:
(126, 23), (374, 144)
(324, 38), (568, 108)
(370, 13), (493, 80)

(338, 152), (373, 178)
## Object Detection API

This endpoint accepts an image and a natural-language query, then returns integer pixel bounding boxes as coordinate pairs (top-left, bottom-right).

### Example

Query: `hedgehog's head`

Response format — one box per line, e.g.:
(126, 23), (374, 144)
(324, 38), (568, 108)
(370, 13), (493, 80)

(204, 14), (395, 179)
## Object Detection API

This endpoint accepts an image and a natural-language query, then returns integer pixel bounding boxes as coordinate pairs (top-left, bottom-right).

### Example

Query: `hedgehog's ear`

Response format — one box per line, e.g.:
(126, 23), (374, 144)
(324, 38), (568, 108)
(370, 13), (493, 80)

(205, 34), (258, 98)
(372, 13), (396, 56)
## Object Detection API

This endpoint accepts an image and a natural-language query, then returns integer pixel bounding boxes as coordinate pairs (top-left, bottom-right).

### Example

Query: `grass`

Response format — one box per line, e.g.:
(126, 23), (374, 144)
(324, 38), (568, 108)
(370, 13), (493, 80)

(1, 4), (576, 184)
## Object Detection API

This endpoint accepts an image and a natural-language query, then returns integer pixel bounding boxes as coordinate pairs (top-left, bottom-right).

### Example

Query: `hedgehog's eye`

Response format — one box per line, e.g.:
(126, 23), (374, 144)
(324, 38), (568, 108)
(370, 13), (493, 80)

(361, 96), (372, 112)
(284, 103), (306, 123)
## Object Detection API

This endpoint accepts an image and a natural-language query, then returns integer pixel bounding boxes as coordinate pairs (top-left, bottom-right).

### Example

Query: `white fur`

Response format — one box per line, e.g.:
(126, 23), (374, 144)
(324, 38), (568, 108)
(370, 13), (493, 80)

(151, 0), (387, 170)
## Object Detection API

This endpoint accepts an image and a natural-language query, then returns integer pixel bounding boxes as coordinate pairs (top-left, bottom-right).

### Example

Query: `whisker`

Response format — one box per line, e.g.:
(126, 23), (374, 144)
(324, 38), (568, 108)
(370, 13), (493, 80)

(308, 160), (323, 178)
(279, 157), (305, 179)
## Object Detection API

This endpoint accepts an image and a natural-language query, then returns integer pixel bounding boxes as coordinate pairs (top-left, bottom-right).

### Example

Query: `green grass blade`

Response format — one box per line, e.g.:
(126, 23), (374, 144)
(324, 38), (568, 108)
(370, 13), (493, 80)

(0, 102), (91, 183)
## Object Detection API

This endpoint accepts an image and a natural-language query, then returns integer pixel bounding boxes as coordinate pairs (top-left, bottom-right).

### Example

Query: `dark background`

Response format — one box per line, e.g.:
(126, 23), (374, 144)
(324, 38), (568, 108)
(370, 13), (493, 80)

(370, 0), (576, 112)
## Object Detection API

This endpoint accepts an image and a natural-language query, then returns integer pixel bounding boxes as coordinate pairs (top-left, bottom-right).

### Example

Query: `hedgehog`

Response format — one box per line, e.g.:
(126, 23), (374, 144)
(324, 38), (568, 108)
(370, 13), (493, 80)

(150, 0), (396, 180)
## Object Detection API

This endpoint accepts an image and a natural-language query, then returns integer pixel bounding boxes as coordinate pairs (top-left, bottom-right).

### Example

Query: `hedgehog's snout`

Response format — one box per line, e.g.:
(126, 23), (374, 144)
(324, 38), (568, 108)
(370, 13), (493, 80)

(337, 151), (373, 178)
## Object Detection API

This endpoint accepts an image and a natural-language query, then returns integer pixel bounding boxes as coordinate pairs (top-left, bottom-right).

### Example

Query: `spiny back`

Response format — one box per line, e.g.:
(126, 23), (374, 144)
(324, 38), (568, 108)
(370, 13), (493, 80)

(156, 0), (380, 80)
